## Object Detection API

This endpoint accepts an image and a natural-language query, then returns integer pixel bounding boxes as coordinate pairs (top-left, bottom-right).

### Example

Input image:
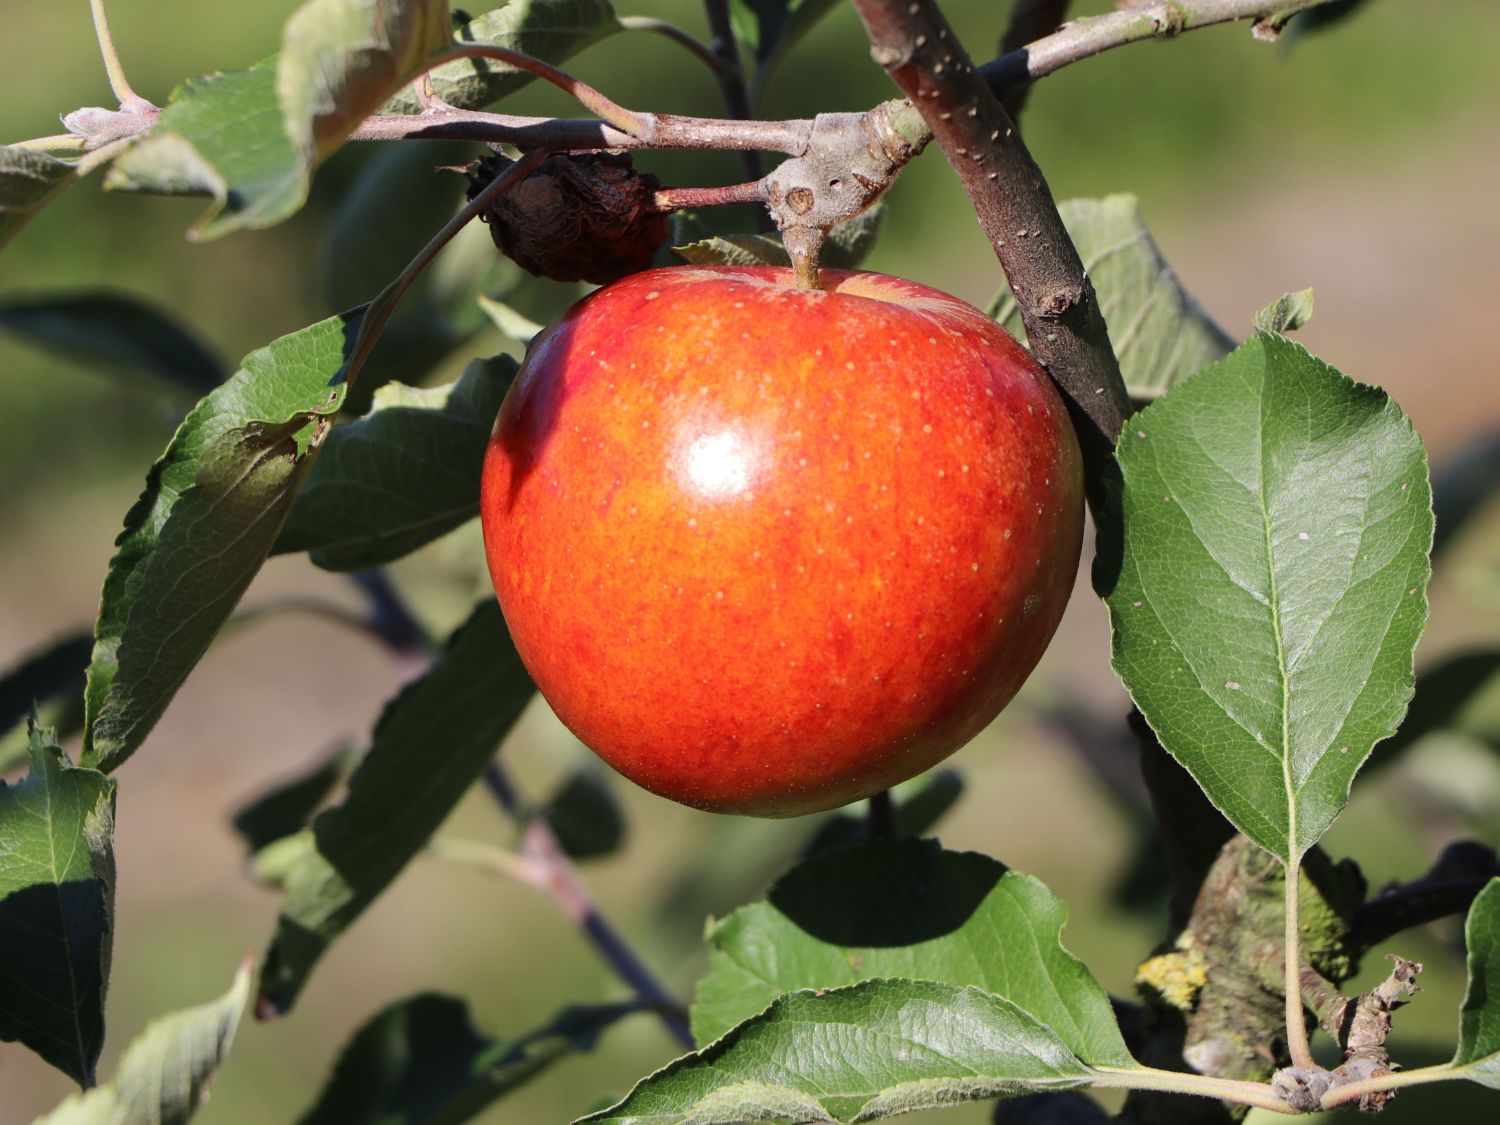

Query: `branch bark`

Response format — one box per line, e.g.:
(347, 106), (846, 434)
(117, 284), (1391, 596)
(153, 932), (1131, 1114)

(851, 0), (1130, 503)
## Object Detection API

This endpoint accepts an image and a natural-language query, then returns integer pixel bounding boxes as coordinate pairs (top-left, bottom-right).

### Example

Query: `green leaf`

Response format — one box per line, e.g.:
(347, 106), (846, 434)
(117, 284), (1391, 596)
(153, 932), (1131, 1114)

(0, 292), (226, 394)
(232, 743), (358, 855)
(1253, 289), (1315, 335)
(728, 0), (841, 94)
(273, 355), (515, 571)
(580, 980), (1096, 1125)
(0, 728), (116, 1087)
(1454, 878), (1500, 1087)
(991, 195), (1235, 403)
(82, 311), (356, 773)
(278, 0), (453, 165)
(35, 958), (253, 1125)
(298, 994), (638, 1124)
(544, 766), (625, 860)
(673, 233), (784, 269)
(672, 204), (886, 272)
(692, 839), (1132, 1067)
(801, 770), (963, 857)
(476, 294), (545, 344)
(259, 599), (533, 1013)
(105, 57), (306, 240)
(1098, 332), (1433, 862)
(0, 145), (77, 251)
(383, 0), (623, 113)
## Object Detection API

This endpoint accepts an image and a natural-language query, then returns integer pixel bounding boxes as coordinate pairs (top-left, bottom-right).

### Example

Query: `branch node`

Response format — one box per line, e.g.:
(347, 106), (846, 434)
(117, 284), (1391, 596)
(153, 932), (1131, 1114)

(1271, 1067), (1331, 1113)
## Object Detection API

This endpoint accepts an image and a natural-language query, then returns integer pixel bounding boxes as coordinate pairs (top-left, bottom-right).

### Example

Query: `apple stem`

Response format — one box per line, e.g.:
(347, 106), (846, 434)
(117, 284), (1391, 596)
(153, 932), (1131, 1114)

(782, 226), (828, 289)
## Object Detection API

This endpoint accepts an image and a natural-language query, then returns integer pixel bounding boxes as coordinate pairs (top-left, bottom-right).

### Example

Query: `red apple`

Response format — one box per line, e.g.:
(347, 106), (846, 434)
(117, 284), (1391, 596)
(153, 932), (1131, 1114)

(480, 266), (1083, 817)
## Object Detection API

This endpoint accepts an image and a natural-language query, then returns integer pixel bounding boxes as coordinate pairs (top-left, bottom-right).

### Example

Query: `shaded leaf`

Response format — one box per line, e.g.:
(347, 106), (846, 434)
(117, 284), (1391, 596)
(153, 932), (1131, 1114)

(1289, 0), (1376, 38)
(384, 0), (623, 113)
(35, 958), (252, 1125)
(0, 145), (76, 251)
(544, 766), (625, 860)
(672, 203), (885, 272)
(322, 141), (473, 314)
(1253, 289), (1315, 335)
(232, 743), (358, 855)
(992, 195), (1234, 403)
(729, 0), (841, 94)
(259, 599), (533, 1013)
(298, 994), (638, 1124)
(581, 980), (1098, 1125)
(278, 0), (453, 165)
(1369, 650), (1500, 771)
(672, 233), (784, 269)
(274, 355), (515, 570)
(1433, 429), (1500, 557)
(0, 728), (115, 1087)
(692, 839), (1132, 1067)
(105, 57), (305, 239)
(801, 769), (963, 856)
(1453, 878), (1500, 1087)
(0, 292), (226, 394)
(82, 312), (356, 773)
(0, 632), (91, 739)
(1098, 332), (1433, 861)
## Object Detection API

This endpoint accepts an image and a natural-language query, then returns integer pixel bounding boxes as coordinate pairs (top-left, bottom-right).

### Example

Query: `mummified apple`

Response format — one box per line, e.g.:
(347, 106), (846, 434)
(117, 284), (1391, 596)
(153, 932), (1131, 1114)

(480, 266), (1084, 816)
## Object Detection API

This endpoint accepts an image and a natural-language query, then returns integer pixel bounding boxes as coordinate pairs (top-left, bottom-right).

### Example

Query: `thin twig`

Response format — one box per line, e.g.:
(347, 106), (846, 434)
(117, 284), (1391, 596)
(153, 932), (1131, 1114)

(343, 148), (546, 389)
(422, 44), (652, 139)
(618, 16), (729, 79)
(1351, 841), (1500, 950)
(653, 180), (766, 212)
(1319, 1063), (1459, 1110)
(87, 0), (150, 111)
(995, 0), (1073, 123)
(482, 761), (695, 1049)
(1090, 1066), (1295, 1115)
(978, 0), (1338, 94)
(703, 0), (764, 183)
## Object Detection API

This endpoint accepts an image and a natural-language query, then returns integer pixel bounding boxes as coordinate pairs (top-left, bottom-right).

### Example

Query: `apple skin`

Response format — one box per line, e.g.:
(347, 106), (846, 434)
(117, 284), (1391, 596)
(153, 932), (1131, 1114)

(480, 266), (1083, 817)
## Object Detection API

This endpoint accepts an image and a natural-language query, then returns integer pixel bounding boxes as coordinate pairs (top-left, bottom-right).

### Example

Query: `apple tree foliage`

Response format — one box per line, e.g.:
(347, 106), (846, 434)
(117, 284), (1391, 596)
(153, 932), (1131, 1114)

(1, 0), (1497, 1122)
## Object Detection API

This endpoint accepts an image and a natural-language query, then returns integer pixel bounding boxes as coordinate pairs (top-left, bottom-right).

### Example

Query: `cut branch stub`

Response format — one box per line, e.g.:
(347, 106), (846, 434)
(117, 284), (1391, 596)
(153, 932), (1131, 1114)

(763, 103), (927, 288)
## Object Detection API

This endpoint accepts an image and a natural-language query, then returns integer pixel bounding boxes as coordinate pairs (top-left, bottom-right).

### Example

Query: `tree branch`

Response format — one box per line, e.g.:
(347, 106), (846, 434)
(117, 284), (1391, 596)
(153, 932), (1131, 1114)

(704, 0), (765, 182)
(1350, 841), (1500, 951)
(996, 0), (1073, 123)
(851, 0), (1130, 503)
(481, 762), (694, 1049)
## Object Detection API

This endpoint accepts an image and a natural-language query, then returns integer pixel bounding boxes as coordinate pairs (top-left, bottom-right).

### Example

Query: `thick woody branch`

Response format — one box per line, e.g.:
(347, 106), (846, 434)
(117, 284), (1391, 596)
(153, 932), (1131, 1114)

(851, 0), (1130, 496)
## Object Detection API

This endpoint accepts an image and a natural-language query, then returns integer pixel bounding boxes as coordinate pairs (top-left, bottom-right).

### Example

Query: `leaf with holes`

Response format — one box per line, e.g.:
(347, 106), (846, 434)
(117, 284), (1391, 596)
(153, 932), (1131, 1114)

(992, 195), (1234, 403)
(1098, 332), (1433, 861)
(82, 311), (356, 773)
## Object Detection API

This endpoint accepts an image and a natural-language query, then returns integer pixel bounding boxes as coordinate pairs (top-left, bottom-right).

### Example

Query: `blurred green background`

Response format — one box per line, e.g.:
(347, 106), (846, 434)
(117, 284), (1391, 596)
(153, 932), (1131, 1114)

(3, 1), (1500, 1121)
